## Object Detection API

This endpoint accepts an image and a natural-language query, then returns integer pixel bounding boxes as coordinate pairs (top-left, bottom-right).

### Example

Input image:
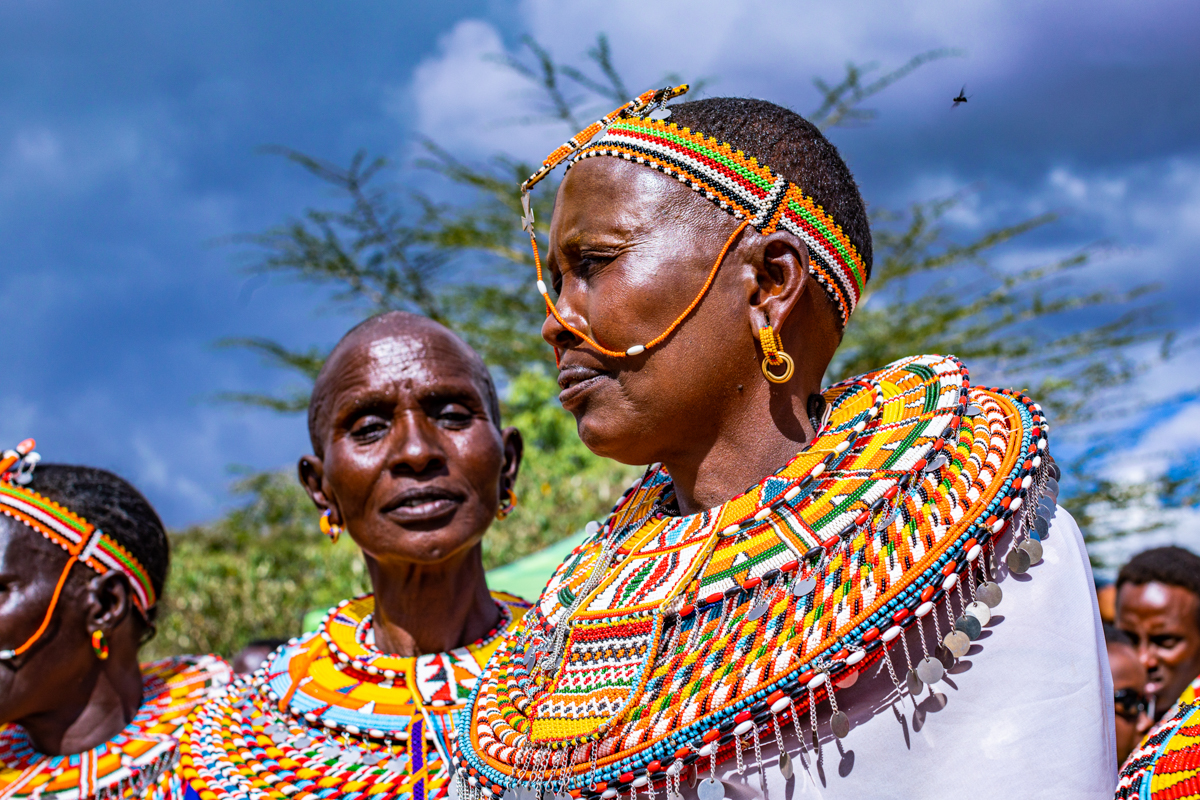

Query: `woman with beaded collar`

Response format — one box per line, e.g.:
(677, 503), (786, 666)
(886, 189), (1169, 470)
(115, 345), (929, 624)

(178, 312), (530, 800)
(450, 89), (1115, 797)
(0, 445), (229, 799)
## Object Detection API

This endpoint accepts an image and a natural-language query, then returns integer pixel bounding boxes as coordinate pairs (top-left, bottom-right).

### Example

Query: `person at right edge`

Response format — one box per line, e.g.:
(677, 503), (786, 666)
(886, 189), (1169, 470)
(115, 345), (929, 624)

(450, 87), (1114, 798)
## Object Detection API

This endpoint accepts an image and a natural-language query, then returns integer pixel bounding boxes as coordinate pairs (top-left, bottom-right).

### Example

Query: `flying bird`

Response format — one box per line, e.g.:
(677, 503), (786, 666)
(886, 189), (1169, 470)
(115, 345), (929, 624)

(953, 86), (969, 107)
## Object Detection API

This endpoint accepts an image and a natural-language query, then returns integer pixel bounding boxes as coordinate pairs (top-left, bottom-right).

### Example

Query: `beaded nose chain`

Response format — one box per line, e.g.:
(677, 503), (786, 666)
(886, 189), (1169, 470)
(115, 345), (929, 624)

(0, 439), (157, 661)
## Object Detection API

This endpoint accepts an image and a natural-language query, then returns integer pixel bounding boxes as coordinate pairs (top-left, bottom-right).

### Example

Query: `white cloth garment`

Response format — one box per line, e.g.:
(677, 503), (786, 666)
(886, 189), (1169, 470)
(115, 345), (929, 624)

(681, 507), (1116, 799)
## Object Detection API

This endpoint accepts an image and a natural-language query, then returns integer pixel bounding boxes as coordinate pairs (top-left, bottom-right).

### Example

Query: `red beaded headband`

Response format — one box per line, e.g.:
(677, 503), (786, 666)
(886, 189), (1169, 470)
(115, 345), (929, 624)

(521, 84), (867, 357)
(0, 439), (157, 660)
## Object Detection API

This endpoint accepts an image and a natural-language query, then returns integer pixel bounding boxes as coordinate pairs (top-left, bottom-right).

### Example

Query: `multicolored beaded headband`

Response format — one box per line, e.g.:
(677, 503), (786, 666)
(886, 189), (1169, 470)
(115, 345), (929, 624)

(0, 439), (156, 660)
(521, 84), (868, 356)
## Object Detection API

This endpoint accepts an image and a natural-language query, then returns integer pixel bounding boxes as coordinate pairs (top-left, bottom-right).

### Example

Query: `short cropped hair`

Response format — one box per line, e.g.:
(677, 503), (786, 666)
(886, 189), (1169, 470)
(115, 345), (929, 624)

(27, 464), (169, 608)
(1104, 622), (1133, 647)
(669, 97), (873, 286)
(1118, 546), (1200, 628)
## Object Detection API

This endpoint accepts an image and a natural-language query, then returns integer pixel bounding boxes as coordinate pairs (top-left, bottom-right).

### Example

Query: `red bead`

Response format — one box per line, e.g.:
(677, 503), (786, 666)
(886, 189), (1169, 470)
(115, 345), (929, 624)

(703, 729), (720, 743)
(780, 560), (799, 573)
(767, 690), (786, 704)
(950, 415), (961, 428)
(674, 748), (691, 760)
(933, 438), (945, 451)
(647, 761), (662, 774)
(743, 577), (762, 591)
(854, 510), (871, 526)
(964, 538), (977, 551)
(680, 604), (695, 618)
(797, 671), (814, 684)
(985, 515), (998, 527)
(620, 773), (634, 783)
(942, 560), (957, 576)
(862, 627), (880, 642)
(892, 608), (909, 623)
(823, 534), (840, 549)
(595, 784), (607, 793)
(1001, 497), (1011, 509)
(1023, 460), (1033, 471)
(735, 710), (752, 724)
(835, 649), (849, 660)
(914, 459), (928, 471)
(920, 585), (936, 602)
(1032, 427), (1041, 437)
(884, 485), (899, 500)
(705, 592), (724, 606)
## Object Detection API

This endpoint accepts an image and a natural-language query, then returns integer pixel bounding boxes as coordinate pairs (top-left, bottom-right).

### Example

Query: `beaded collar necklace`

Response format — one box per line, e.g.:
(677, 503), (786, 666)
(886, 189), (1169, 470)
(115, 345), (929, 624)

(0, 656), (229, 800)
(177, 591), (530, 800)
(0, 440), (156, 662)
(452, 355), (1057, 800)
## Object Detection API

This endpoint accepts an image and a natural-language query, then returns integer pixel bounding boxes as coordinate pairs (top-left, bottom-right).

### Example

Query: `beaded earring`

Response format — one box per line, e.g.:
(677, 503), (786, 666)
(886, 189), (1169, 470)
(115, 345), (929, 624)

(319, 509), (342, 544)
(496, 489), (517, 521)
(759, 326), (795, 384)
(91, 629), (109, 660)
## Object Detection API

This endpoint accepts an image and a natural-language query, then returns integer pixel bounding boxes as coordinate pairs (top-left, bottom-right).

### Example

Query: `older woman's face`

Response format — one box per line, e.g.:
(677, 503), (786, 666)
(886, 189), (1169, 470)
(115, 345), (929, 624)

(542, 157), (755, 466)
(311, 326), (518, 566)
(0, 518), (90, 725)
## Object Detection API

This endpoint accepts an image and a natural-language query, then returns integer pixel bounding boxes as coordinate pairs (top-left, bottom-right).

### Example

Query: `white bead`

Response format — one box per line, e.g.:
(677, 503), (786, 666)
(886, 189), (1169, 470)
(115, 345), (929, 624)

(806, 673), (828, 690)
(942, 572), (959, 590)
(771, 696), (791, 713)
(916, 601), (934, 617)
(1038, 438), (1047, 450)
(991, 519), (1006, 533)
(834, 441), (850, 454)
(697, 744), (713, 758)
(882, 625), (902, 642)
(1021, 475), (1032, 489)
(721, 525), (740, 535)
(633, 776), (649, 788)
(754, 507), (773, 521)
(734, 720), (754, 736)
(603, 789), (619, 798)
(853, 420), (867, 433)
(967, 544), (982, 561)
(784, 486), (801, 501)
(810, 463), (826, 479)
(626, 345), (646, 356)
(536, 280), (548, 295)
(1009, 497), (1023, 511)
(1032, 455), (1042, 468)
(846, 650), (866, 666)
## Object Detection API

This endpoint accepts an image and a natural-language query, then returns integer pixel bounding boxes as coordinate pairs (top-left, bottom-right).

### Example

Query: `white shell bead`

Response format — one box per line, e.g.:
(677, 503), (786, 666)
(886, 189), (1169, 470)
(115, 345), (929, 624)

(536, 279), (548, 295)
(1021, 475), (1033, 489)
(942, 572), (959, 590)
(916, 601), (934, 617)
(770, 696), (791, 713)
(754, 507), (773, 521)
(734, 720), (754, 736)
(966, 544), (982, 561)
(625, 344), (646, 356)
(846, 650), (866, 666)
(806, 673), (828, 690)
(784, 486), (801, 501)
(1010, 497), (1023, 511)
(882, 625), (902, 642)
(810, 463), (826, 479)
(853, 420), (867, 433)
(992, 518), (1006, 533)
(834, 441), (850, 454)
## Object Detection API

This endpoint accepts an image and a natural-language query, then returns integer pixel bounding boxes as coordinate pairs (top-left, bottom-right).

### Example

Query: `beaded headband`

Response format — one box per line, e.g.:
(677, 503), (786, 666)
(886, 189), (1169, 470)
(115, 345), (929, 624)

(521, 84), (867, 336)
(0, 439), (156, 659)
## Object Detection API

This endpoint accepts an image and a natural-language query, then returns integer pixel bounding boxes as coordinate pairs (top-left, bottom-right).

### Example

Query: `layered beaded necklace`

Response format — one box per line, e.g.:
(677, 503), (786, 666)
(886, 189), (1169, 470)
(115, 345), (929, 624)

(1116, 674), (1200, 799)
(451, 355), (1057, 800)
(0, 656), (230, 800)
(178, 591), (529, 800)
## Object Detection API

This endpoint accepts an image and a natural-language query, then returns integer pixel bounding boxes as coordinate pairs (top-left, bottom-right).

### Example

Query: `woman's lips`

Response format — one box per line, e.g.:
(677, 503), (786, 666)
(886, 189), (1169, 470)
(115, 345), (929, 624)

(382, 490), (463, 524)
(558, 365), (610, 408)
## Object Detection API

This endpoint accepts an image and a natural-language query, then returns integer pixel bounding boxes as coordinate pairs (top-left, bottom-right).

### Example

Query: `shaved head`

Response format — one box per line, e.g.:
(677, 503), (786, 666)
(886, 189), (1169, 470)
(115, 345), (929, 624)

(308, 312), (500, 457)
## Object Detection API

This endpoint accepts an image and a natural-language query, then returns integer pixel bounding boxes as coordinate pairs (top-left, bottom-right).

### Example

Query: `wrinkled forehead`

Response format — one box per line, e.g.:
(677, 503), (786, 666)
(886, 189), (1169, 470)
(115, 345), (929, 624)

(327, 327), (484, 397)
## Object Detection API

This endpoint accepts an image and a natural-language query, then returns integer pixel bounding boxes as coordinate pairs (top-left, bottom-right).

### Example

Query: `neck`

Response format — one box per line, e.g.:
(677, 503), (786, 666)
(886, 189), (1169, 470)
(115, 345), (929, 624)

(366, 543), (499, 657)
(665, 374), (822, 516)
(19, 652), (144, 756)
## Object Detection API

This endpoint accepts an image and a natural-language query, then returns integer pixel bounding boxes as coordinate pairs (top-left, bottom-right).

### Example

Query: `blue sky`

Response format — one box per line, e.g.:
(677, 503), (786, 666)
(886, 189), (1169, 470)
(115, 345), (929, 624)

(1, 0), (1198, 547)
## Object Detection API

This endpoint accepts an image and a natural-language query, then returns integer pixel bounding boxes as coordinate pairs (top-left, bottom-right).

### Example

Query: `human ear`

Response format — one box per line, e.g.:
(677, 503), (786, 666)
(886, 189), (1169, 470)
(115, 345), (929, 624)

(84, 572), (132, 638)
(499, 427), (524, 500)
(744, 231), (811, 336)
(298, 455), (341, 527)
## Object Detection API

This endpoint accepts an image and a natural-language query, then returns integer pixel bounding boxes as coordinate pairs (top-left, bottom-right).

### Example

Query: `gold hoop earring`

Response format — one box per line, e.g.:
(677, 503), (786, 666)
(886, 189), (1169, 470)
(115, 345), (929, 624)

(319, 509), (342, 544)
(759, 326), (795, 384)
(497, 488), (517, 520)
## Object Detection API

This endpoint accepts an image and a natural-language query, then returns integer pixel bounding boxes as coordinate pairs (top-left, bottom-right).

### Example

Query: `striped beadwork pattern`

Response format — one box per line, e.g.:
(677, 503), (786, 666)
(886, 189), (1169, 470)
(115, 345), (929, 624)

(177, 592), (530, 800)
(0, 483), (157, 613)
(1118, 675), (1200, 799)
(566, 118), (867, 325)
(452, 355), (1051, 796)
(0, 656), (230, 800)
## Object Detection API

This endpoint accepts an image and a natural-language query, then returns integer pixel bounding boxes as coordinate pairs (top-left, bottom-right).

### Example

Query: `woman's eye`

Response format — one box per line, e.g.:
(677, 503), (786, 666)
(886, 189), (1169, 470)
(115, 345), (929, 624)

(349, 417), (389, 440)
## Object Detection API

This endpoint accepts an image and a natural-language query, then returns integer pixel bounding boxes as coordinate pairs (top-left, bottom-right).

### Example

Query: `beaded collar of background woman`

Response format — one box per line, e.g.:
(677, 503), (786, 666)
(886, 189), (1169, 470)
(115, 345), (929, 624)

(451, 355), (1058, 799)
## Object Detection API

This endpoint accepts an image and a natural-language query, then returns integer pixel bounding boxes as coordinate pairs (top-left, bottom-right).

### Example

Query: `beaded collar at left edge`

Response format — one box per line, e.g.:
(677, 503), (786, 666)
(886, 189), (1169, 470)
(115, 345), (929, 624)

(449, 378), (1053, 796)
(0, 440), (156, 613)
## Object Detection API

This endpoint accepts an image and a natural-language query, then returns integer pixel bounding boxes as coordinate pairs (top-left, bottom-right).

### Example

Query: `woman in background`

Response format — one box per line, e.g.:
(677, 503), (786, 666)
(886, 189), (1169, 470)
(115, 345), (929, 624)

(0, 441), (229, 799)
(179, 311), (529, 800)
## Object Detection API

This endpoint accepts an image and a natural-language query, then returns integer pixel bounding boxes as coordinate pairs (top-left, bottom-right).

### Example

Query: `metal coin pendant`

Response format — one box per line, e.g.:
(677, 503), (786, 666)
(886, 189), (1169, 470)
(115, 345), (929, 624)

(916, 655), (944, 685)
(966, 403), (984, 417)
(1006, 547), (1031, 575)
(1049, 460), (1061, 481)
(778, 751), (794, 780)
(1034, 515), (1049, 540)
(924, 454), (949, 473)
(669, 792), (685, 800)
(943, 629), (971, 657)
(648, 107), (673, 121)
(965, 600), (992, 626)
(1045, 477), (1060, 499)
(555, 792), (572, 800)
(386, 757), (408, 773)
(830, 711), (850, 739)
(955, 613), (982, 641)
(1038, 497), (1056, 518)
(793, 576), (817, 597)
(698, 778), (726, 800)
(747, 601), (769, 621)
(906, 668), (923, 696)
(450, 778), (463, 800)
(362, 752), (384, 766)
(976, 581), (1003, 608)
(689, 768), (700, 789)
(1020, 538), (1043, 564)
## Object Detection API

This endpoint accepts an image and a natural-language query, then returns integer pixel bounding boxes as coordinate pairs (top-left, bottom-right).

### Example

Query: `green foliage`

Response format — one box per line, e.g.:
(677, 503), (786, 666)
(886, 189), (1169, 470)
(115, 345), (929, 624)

(145, 471), (368, 659)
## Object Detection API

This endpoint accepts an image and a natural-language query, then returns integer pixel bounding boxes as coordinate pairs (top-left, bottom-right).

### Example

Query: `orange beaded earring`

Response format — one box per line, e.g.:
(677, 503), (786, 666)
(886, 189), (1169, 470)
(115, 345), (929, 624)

(91, 630), (109, 660)
(319, 509), (342, 544)
(759, 326), (795, 383)
(496, 489), (517, 521)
